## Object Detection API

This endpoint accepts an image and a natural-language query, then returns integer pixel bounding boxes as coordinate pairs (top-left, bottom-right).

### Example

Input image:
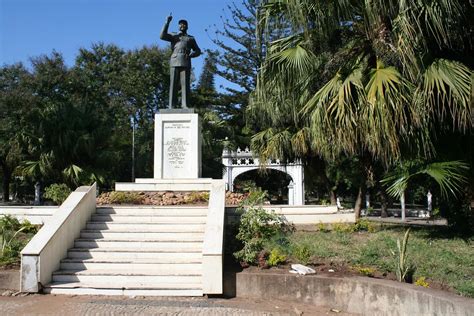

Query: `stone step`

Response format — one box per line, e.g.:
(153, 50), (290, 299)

(90, 215), (207, 223)
(52, 272), (202, 284)
(96, 207), (208, 216)
(85, 222), (206, 232)
(74, 239), (202, 250)
(80, 231), (204, 241)
(68, 248), (202, 260)
(44, 282), (202, 296)
(61, 257), (202, 264)
(47, 286), (203, 297)
(59, 260), (202, 273)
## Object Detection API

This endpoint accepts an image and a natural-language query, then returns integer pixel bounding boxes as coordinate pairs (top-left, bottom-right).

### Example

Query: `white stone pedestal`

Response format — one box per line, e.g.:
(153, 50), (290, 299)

(154, 110), (201, 179)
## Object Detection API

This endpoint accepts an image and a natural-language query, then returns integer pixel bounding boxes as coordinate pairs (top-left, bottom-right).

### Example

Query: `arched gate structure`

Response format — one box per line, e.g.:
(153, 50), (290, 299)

(222, 147), (305, 205)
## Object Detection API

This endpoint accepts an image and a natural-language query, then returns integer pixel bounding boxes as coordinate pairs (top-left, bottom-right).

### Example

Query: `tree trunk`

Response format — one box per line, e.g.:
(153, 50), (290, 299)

(380, 190), (389, 218)
(354, 185), (364, 220)
(2, 166), (11, 202)
(34, 182), (41, 205)
(329, 190), (337, 205)
(400, 191), (406, 221)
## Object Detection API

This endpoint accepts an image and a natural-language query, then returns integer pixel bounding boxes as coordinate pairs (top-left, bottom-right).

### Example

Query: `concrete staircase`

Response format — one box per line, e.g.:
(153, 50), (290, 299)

(43, 206), (208, 296)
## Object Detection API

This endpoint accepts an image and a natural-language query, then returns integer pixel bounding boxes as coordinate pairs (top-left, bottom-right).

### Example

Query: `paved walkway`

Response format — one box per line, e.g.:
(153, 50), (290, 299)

(0, 294), (355, 315)
(366, 216), (448, 226)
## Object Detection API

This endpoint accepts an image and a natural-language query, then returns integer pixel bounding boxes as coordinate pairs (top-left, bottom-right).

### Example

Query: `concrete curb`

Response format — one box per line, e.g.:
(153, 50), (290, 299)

(0, 270), (20, 291)
(235, 271), (474, 316)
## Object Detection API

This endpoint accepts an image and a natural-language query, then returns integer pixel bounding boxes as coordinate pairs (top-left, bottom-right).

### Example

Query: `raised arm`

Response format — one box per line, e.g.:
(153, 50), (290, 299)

(160, 15), (173, 42)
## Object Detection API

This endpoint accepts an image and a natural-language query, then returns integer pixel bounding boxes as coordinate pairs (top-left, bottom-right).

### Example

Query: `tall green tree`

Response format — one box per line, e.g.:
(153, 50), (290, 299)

(250, 0), (473, 214)
(210, 0), (266, 146)
(0, 64), (35, 201)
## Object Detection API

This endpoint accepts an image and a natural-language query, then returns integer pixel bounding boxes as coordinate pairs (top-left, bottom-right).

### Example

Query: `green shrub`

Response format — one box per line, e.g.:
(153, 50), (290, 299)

(292, 244), (312, 265)
(332, 222), (355, 233)
(44, 183), (72, 205)
(354, 266), (376, 277)
(316, 222), (330, 233)
(233, 189), (291, 265)
(456, 282), (474, 298)
(415, 276), (430, 288)
(0, 215), (40, 265)
(366, 206), (375, 215)
(268, 248), (287, 267)
(354, 219), (377, 233)
(108, 191), (144, 204)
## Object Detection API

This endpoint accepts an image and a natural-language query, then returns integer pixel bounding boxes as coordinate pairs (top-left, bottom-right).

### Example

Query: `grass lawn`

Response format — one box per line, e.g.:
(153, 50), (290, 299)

(264, 222), (474, 297)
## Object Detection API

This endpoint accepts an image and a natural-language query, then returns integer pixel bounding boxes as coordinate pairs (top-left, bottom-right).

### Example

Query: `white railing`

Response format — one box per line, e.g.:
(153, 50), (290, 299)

(21, 183), (97, 292)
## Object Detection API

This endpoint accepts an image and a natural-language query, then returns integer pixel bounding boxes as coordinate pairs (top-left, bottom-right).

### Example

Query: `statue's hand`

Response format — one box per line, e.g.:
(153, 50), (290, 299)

(166, 15), (172, 24)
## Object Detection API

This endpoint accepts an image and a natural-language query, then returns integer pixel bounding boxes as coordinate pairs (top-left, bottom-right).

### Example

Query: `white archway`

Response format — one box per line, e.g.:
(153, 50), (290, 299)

(222, 147), (304, 205)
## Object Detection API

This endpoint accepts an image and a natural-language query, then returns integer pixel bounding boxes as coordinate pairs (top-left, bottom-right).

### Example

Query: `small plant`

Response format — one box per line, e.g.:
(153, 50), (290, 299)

(355, 266), (376, 277)
(0, 215), (39, 265)
(415, 276), (430, 288)
(268, 248), (287, 267)
(233, 189), (291, 265)
(43, 183), (72, 205)
(108, 191), (144, 204)
(366, 206), (375, 215)
(185, 191), (209, 203)
(432, 207), (441, 218)
(319, 198), (330, 206)
(354, 219), (377, 233)
(292, 244), (312, 265)
(393, 228), (415, 283)
(316, 222), (330, 233)
(332, 222), (355, 233)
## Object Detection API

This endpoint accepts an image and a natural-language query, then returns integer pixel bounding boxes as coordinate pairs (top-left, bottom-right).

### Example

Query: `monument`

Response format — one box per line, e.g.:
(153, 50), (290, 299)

(155, 15), (202, 179)
(160, 15), (201, 109)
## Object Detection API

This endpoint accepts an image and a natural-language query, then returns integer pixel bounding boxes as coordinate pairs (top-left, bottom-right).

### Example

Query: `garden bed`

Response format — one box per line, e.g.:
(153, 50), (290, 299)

(256, 222), (474, 298)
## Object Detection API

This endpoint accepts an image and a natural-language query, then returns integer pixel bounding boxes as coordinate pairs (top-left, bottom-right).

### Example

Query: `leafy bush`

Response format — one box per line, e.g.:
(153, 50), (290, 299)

(108, 191), (144, 204)
(44, 183), (72, 205)
(268, 248), (287, 266)
(316, 222), (330, 233)
(354, 219), (377, 232)
(415, 276), (430, 288)
(332, 222), (355, 233)
(354, 266), (376, 277)
(332, 220), (377, 233)
(233, 189), (291, 265)
(292, 244), (312, 265)
(0, 215), (40, 265)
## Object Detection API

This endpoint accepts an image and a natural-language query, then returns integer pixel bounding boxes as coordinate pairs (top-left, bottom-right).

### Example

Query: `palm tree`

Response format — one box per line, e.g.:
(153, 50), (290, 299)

(381, 160), (468, 220)
(248, 0), (473, 214)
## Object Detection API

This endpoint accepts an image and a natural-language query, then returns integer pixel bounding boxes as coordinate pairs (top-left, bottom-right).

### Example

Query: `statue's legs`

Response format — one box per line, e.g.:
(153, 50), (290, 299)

(169, 67), (179, 109)
(169, 67), (190, 109)
(180, 68), (191, 109)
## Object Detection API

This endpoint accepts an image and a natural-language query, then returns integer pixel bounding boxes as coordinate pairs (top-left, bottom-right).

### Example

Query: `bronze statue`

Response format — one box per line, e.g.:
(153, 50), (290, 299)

(160, 15), (201, 109)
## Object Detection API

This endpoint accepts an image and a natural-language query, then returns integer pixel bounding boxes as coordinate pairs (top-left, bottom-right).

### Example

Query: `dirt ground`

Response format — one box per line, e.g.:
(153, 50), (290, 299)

(0, 294), (356, 315)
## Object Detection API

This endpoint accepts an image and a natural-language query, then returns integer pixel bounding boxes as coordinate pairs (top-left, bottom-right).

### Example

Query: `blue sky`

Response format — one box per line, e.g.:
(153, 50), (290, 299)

(1, 0), (245, 89)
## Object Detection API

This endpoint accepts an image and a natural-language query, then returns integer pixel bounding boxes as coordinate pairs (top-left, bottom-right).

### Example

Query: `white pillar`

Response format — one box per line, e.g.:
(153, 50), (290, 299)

(401, 192), (406, 221)
(288, 181), (295, 205)
(427, 191), (432, 212)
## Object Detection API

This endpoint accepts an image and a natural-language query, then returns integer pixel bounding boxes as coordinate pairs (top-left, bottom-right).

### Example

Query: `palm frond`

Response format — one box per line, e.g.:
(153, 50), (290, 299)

(418, 59), (473, 131)
(417, 161), (468, 198)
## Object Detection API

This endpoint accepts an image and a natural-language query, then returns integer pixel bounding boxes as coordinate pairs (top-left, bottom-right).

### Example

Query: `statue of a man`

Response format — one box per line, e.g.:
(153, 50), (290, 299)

(160, 15), (201, 109)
